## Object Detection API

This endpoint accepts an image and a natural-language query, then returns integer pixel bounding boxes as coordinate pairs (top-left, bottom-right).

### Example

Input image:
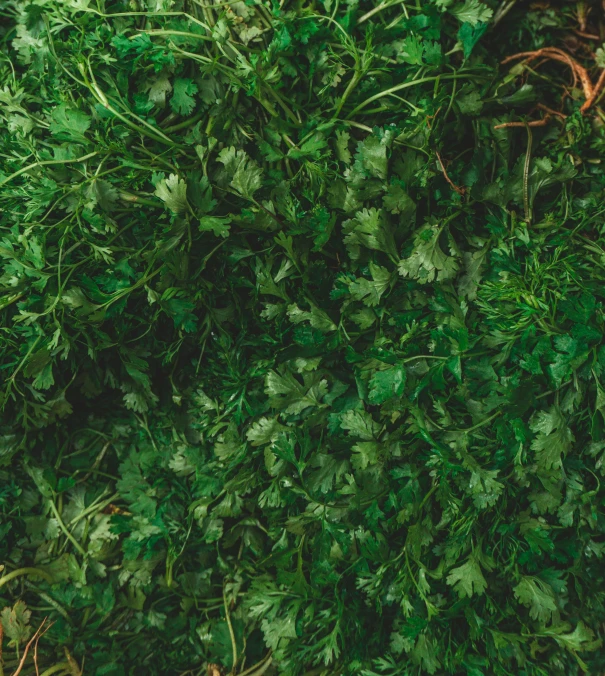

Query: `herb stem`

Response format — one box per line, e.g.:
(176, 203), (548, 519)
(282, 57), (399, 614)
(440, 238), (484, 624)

(346, 73), (476, 118)
(223, 586), (238, 674)
(0, 567), (54, 589)
(49, 500), (87, 557)
(39, 664), (71, 676)
(357, 0), (409, 25)
(0, 152), (99, 188)
(523, 122), (533, 223)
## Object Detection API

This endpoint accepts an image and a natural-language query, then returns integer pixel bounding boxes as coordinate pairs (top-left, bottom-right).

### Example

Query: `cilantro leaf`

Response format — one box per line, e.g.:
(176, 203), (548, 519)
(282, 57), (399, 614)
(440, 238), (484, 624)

(451, 0), (493, 25)
(154, 173), (189, 213)
(49, 104), (91, 142)
(446, 556), (488, 598)
(513, 577), (557, 624)
(170, 78), (198, 115)
(398, 221), (459, 283)
(218, 147), (264, 199)
(1, 601), (32, 646)
(530, 407), (574, 472)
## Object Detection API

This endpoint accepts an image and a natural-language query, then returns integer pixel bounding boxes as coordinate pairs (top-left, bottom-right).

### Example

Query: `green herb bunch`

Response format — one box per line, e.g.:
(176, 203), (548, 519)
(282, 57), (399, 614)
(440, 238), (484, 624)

(2, 0), (605, 674)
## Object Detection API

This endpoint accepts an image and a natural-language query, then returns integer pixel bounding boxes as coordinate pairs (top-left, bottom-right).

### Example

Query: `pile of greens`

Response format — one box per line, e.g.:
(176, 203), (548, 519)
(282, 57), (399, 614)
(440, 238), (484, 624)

(3, 0), (605, 673)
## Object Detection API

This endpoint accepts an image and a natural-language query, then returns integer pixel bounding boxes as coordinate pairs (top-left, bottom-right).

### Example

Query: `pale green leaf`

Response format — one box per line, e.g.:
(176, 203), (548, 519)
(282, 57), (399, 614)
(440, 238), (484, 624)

(218, 146), (264, 199)
(530, 406), (574, 472)
(246, 417), (286, 446)
(340, 409), (380, 440)
(446, 557), (487, 598)
(1, 601), (32, 646)
(451, 0), (493, 25)
(513, 577), (557, 624)
(154, 174), (189, 213)
(368, 364), (406, 405)
(398, 221), (459, 283)
(287, 303), (337, 332)
(335, 130), (351, 164)
(343, 208), (398, 260)
(349, 262), (392, 307)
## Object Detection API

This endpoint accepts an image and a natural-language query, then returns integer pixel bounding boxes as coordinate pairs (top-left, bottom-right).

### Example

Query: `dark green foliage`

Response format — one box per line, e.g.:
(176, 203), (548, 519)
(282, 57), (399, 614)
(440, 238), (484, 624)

(2, 0), (605, 674)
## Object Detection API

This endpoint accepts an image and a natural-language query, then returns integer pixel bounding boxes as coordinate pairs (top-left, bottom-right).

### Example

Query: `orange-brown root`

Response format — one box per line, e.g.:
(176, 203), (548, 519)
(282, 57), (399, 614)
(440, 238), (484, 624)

(502, 48), (593, 101)
(581, 68), (605, 112)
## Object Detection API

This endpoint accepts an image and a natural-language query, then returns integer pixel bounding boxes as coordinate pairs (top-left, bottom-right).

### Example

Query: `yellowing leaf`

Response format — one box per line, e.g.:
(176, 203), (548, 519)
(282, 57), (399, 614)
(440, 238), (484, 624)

(1, 600), (32, 646)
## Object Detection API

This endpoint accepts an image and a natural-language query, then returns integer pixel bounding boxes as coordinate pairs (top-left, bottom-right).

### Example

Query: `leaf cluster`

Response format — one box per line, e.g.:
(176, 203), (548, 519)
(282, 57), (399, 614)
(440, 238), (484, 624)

(2, 1), (605, 675)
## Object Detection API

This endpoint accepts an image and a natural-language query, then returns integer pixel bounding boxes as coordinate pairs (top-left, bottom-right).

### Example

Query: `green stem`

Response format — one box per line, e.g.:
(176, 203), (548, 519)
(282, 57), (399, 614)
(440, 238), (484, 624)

(523, 122), (533, 224)
(402, 354), (449, 363)
(39, 665), (70, 676)
(0, 292), (25, 311)
(0, 152), (98, 188)
(139, 29), (213, 42)
(223, 587), (238, 674)
(87, 79), (181, 147)
(346, 74), (473, 118)
(5, 335), (41, 390)
(163, 110), (206, 133)
(0, 567), (53, 589)
(67, 492), (119, 527)
(119, 191), (162, 208)
(333, 72), (362, 119)
(417, 482), (438, 512)
(238, 654), (273, 676)
(49, 500), (87, 556)
(459, 410), (502, 434)
(261, 85), (300, 125)
(357, 0), (409, 25)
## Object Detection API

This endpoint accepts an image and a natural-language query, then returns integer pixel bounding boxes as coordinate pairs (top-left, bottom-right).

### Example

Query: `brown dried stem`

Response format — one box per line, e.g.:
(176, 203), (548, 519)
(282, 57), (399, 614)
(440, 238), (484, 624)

(574, 29), (601, 40)
(536, 103), (567, 118)
(11, 619), (53, 676)
(494, 116), (551, 129)
(435, 151), (465, 195)
(494, 103), (568, 130)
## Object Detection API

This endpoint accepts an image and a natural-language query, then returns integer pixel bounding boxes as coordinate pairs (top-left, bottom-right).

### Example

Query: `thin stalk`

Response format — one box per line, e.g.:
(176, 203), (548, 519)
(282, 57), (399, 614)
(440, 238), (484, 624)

(138, 29), (213, 42)
(0, 152), (98, 189)
(357, 0), (409, 24)
(333, 71), (362, 118)
(83, 68), (181, 147)
(223, 587), (238, 674)
(163, 110), (206, 133)
(0, 567), (54, 589)
(346, 73), (476, 118)
(48, 500), (87, 557)
(39, 665), (70, 676)
(523, 122), (533, 224)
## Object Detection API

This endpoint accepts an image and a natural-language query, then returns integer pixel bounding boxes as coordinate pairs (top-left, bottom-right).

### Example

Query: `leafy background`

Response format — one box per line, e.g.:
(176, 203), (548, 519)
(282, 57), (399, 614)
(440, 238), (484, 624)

(2, 0), (605, 674)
